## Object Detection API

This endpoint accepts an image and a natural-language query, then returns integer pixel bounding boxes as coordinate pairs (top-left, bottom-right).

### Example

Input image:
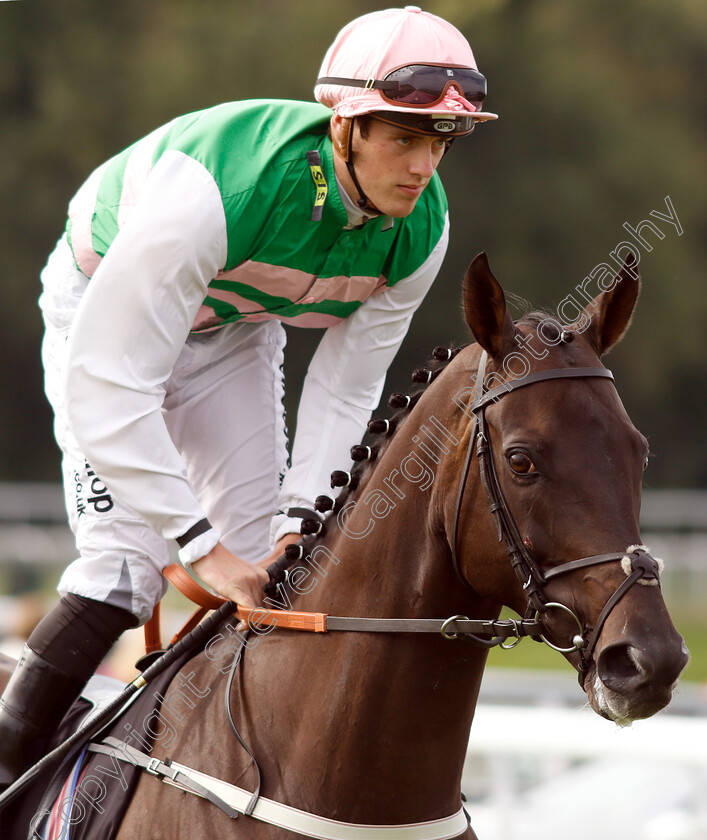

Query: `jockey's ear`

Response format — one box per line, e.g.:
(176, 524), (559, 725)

(583, 253), (641, 356)
(463, 252), (516, 359)
(330, 114), (352, 161)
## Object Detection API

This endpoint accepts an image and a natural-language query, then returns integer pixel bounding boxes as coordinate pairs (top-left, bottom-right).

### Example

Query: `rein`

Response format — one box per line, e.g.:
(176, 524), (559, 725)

(239, 607), (543, 648)
(152, 567), (543, 650)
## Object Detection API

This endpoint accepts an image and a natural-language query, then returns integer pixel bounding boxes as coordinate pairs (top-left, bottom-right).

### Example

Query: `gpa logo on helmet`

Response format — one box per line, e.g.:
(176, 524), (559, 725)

(432, 119), (457, 133)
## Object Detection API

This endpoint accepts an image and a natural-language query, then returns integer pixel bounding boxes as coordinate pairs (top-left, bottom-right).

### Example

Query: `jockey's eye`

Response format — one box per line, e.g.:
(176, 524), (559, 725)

(508, 451), (536, 475)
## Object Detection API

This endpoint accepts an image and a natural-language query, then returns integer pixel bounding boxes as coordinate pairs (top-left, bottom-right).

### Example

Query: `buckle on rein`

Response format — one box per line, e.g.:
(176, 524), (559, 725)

(440, 615), (528, 650)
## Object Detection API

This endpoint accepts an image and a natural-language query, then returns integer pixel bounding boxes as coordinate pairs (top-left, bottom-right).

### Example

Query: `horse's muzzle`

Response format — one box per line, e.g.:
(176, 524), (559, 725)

(590, 635), (689, 722)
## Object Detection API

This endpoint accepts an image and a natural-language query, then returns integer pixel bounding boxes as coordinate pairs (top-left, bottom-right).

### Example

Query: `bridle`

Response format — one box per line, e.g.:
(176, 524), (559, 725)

(255, 348), (662, 669)
(450, 350), (663, 676)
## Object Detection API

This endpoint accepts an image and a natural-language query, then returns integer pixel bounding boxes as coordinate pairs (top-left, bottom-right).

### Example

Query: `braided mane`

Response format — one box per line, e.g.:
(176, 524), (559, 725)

(278, 309), (561, 569)
(285, 342), (468, 562)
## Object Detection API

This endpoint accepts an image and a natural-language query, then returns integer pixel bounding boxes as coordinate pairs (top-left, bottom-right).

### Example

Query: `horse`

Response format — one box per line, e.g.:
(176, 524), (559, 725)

(4, 252), (689, 839)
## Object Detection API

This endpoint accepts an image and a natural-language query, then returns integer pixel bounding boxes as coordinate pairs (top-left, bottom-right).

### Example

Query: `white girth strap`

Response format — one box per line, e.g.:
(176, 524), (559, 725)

(164, 759), (468, 840)
(90, 734), (468, 840)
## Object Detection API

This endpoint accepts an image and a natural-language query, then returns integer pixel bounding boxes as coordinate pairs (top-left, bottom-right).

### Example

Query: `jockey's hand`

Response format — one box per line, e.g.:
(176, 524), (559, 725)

(255, 533), (302, 572)
(191, 542), (269, 608)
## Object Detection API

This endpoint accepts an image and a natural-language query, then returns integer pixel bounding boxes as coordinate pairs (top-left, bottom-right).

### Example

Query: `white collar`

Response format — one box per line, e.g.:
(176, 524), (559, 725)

(335, 176), (394, 231)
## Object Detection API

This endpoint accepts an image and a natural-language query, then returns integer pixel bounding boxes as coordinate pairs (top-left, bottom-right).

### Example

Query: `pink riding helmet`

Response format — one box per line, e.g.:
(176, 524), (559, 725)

(315, 6), (497, 126)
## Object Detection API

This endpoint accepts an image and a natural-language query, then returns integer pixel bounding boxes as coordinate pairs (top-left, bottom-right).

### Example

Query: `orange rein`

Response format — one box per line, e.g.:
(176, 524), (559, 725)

(144, 564), (327, 653)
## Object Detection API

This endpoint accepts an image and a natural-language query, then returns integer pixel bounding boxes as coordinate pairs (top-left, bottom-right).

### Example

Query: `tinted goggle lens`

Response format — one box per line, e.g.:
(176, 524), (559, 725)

(381, 65), (487, 107)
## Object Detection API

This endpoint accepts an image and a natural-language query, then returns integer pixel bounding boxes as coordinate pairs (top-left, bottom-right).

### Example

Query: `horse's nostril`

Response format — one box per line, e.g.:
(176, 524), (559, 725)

(597, 643), (647, 693)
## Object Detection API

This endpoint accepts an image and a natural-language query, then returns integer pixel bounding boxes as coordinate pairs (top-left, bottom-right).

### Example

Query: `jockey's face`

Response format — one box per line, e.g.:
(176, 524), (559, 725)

(332, 115), (446, 218)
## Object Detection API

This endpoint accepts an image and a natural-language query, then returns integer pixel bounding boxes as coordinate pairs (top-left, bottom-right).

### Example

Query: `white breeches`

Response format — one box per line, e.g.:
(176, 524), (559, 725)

(40, 237), (289, 623)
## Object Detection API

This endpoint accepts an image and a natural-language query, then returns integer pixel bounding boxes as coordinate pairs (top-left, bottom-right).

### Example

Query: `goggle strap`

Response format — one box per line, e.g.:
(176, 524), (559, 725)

(317, 67), (486, 100)
(318, 76), (398, 92)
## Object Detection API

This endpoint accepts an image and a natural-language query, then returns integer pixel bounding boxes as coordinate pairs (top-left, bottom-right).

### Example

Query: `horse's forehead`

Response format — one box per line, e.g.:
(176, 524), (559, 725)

(519, 320), (596, 361)
(497, 372), (635, 439)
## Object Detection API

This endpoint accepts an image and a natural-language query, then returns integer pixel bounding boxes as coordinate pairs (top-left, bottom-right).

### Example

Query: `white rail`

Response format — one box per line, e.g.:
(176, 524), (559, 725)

(1, 484), (706, 566)
(463, 700), (707, 840)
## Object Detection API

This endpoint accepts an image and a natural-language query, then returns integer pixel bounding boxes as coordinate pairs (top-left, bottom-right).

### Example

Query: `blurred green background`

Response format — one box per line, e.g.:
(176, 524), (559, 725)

(1, 0), (705, 486)
(0, 1), (705, 679)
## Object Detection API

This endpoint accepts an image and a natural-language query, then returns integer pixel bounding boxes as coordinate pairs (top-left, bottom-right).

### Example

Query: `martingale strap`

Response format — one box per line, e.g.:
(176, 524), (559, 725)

(239, 606), (542, 644)
(89, 739), (469, 840)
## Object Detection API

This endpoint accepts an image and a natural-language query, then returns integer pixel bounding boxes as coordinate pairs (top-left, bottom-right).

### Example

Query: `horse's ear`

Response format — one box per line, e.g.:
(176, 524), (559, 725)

(583, 254), (641, 355)
(463, 252), (516, 358)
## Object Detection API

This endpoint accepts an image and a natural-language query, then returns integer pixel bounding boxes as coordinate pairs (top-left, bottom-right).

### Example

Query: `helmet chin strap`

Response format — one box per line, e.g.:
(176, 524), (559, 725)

(346, 160), (379, 214)
(336, 117), (381, 215)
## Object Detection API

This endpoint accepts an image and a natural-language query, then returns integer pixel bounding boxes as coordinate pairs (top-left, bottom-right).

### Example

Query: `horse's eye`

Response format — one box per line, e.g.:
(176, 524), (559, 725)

(508, 452), (536, 475)
(643, 456), (649, 472)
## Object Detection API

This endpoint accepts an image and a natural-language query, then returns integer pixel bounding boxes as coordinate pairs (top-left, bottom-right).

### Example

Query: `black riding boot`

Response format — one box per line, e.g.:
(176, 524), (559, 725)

(0, 645), (84, 790)
(0, 593), (137, 791)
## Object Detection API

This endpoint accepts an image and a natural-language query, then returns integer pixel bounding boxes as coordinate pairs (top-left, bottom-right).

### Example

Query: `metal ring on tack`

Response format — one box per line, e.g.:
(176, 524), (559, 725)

(534, 601), (585, 652)
(498, 619), (523, 650)
(440, 614), (469, 640)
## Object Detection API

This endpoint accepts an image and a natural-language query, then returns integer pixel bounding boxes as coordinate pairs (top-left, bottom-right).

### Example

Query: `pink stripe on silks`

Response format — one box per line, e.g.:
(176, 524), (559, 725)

(203, 283), (356, 321)
(216, 261), (386, 305)
(306, 271), (387, 304)
(67, 162), (109, 277)
(191, 303), (344, 332)
(117, 122), (175, 230)
(215, 262), (318, 302)
(190, 286), (278, 329)
(276, 312), (344, 328)
(191, 262), (389, 331)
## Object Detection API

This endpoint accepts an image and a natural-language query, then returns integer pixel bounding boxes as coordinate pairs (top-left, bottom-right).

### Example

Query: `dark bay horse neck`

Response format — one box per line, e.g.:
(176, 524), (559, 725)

(116, 252), (687, 840)
(247, 345), (502, 818)
(173, 356), (499, 831)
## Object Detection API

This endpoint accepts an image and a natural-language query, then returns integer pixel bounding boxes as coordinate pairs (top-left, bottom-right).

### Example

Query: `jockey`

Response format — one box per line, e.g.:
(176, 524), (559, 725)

(0, 6), (496, 789)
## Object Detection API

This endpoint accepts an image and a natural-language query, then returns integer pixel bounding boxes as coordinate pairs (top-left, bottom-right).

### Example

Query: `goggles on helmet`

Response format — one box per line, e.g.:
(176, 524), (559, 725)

(317, 63), (486, 110)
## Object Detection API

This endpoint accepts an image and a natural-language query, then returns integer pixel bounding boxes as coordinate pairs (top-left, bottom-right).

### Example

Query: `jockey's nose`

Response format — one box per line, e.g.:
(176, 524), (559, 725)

(409, 142), (438, 179)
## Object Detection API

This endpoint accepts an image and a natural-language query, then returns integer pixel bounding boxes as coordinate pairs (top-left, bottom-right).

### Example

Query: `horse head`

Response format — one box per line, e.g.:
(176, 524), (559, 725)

(452, 251), (688, 724)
